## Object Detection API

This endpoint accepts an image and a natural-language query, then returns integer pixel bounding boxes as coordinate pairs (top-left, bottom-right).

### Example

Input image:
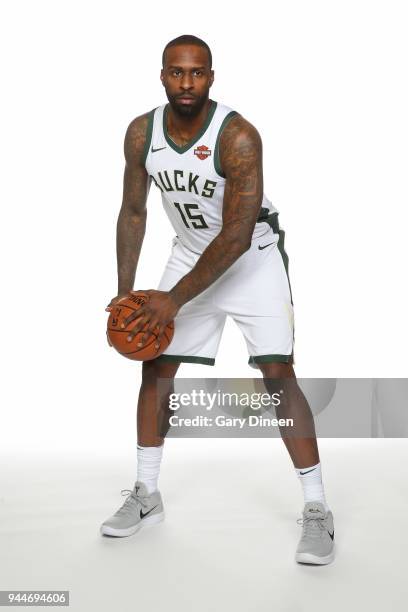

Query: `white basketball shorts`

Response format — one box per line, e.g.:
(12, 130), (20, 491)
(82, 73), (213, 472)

(156, 217), (295, 369)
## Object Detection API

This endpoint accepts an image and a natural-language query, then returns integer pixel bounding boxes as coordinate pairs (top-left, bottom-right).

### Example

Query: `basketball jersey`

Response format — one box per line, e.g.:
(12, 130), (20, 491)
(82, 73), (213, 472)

(143, 100), (279, 254)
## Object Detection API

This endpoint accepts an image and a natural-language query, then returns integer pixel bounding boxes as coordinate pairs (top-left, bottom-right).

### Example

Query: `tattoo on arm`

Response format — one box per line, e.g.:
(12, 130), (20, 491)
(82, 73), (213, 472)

(116, 113), (150, 294)
(169, 115), (263, 306)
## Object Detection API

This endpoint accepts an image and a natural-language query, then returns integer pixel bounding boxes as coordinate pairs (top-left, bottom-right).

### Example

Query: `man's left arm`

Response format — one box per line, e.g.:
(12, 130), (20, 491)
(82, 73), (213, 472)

(170, 115), (263, 305)
(124, 115), (264, 347)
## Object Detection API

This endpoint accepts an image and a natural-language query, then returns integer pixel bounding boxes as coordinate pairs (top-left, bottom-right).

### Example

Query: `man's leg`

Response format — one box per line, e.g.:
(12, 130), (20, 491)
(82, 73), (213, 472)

(257, 360), (327, 503)
(138, 359), (181, 447)
(100, 358), (180, 537)
(136, 359), (180, 493)
(258, 360), (335, 565)
(257, 360), (320, 469)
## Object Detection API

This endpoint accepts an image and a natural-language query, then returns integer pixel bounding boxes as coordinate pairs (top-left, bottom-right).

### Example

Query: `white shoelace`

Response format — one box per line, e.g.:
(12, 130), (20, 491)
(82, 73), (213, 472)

(297, 515), (326, 539)
(114, 489), (149, 516)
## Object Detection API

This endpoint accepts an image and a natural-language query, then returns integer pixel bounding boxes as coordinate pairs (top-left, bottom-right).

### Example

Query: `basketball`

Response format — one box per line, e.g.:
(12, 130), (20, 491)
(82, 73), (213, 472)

(107, 292), (174, 361)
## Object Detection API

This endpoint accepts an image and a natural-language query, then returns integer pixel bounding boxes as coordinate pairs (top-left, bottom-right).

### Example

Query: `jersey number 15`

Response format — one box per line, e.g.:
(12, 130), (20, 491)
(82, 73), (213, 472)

(174, 202), (209, 229)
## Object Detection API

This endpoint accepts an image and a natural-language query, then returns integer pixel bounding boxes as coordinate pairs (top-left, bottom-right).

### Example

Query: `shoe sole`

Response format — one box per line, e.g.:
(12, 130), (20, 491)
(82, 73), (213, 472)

(295, 545), (335, 565)
(100, 511), (165, 537)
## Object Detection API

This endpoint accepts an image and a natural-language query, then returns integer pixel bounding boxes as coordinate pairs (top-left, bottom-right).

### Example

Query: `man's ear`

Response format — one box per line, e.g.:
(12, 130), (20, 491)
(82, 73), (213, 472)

(209, 70), (215, 88)
(160, 69), (164, 86)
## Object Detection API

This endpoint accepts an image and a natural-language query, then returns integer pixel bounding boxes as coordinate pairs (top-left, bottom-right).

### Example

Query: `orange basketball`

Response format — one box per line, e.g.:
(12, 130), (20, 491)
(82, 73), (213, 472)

(107, 292), (174, 361)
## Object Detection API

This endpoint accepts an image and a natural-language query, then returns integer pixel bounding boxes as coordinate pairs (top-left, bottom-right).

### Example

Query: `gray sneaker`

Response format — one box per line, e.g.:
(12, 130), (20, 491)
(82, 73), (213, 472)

(295, 501), (335, 564)
(100, 481), (164, 537)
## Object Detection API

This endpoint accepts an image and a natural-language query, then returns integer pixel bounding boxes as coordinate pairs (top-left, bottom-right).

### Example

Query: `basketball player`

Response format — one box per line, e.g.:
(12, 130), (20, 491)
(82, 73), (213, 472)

(101, 35), (335, 565)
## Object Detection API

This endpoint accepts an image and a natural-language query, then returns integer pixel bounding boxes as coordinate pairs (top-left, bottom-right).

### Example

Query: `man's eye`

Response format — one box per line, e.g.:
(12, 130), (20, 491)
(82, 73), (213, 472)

(173, 71), (182, 77)
(194, 71), (202, 76)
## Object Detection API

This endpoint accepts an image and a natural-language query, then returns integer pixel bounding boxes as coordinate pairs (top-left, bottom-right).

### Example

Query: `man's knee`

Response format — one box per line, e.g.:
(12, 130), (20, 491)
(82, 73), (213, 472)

(142, 358), (180, 382)
(258, 361), (295, 379)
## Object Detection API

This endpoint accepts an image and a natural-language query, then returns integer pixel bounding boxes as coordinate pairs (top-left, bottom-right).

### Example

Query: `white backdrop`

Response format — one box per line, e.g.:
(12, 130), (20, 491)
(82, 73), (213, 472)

(1, 0), (407, 453)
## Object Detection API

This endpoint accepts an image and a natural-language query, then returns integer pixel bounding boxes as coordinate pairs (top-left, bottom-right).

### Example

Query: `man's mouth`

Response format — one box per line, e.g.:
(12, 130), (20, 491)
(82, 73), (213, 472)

(177, 95), (196, 104)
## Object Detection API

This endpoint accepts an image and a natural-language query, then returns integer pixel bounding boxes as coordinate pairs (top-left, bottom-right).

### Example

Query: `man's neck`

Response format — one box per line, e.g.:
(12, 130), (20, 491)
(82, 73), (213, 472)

(166, 99), (212, 146)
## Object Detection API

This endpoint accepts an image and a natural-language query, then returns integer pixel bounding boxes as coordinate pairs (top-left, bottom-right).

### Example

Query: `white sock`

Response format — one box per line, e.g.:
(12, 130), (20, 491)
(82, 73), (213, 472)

(136, 444), (164, 494)
(294, 462), (329, 512)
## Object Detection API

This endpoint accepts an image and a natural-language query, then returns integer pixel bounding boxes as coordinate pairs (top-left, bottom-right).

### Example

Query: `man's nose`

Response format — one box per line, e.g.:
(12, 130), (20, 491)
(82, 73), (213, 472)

(180, 73), (193, 89)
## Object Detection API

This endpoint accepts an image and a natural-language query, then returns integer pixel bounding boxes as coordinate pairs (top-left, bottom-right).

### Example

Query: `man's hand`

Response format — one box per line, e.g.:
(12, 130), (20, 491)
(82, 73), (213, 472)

(105, 293), (131, 312)
(105, 293), (132, 347)
(120, 290), (180, 349)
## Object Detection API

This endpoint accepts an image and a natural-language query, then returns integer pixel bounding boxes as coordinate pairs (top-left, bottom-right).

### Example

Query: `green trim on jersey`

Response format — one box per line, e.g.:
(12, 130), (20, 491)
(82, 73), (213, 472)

(154, 354), (215, 366)
(276, 230), (294, 306)
(248, 353), (293, 365)
(214, 110), (239, 177)
(141, 108), (156, 166)
(256, 206), (273, 224)
(162, 100), (218, 154)
(264, 212), (294, 307)
(253, 211), (296, 358)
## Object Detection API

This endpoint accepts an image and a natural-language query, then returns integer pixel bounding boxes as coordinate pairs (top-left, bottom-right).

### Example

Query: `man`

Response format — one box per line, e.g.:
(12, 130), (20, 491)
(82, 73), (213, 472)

(101, 35), (335, 565)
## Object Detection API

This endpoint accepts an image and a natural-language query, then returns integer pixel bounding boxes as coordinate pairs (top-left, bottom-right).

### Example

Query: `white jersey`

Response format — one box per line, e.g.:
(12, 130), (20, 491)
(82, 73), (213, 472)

(143, 100), (279, 254)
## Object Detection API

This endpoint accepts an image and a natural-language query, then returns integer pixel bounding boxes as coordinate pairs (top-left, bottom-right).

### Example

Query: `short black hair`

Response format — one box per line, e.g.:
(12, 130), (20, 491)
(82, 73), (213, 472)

(162, 35), (212, 69)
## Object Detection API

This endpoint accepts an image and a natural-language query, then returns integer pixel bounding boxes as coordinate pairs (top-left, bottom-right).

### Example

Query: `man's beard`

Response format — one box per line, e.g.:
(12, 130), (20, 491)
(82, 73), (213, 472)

(165, 90), (210, 118)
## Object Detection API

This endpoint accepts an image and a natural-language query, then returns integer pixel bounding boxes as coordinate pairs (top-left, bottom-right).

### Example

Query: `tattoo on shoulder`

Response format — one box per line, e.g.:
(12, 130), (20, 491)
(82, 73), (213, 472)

(219, 114), (262, 188)
(124, 112), (150, 165)
(220, 115), (263, 214)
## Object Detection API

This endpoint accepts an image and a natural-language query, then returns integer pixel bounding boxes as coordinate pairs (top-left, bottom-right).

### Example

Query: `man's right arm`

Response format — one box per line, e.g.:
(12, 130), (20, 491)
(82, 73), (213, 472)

(116, 113), (150, 295)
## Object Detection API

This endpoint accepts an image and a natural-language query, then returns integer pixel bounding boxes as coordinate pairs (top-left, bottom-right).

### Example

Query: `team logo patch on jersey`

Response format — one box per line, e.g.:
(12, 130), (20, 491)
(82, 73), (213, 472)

(194, 145), (211, 160)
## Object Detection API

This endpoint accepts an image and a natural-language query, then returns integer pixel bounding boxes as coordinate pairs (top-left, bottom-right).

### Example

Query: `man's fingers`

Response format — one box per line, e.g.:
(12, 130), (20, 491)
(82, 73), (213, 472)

(126, 314), (151, 342)
(106, 295), (129, 312)
(121, 307), (146, 329)
(137, 318), (160, 347)
(154, 326), (165, 349)
(137, 329), (153, 347)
